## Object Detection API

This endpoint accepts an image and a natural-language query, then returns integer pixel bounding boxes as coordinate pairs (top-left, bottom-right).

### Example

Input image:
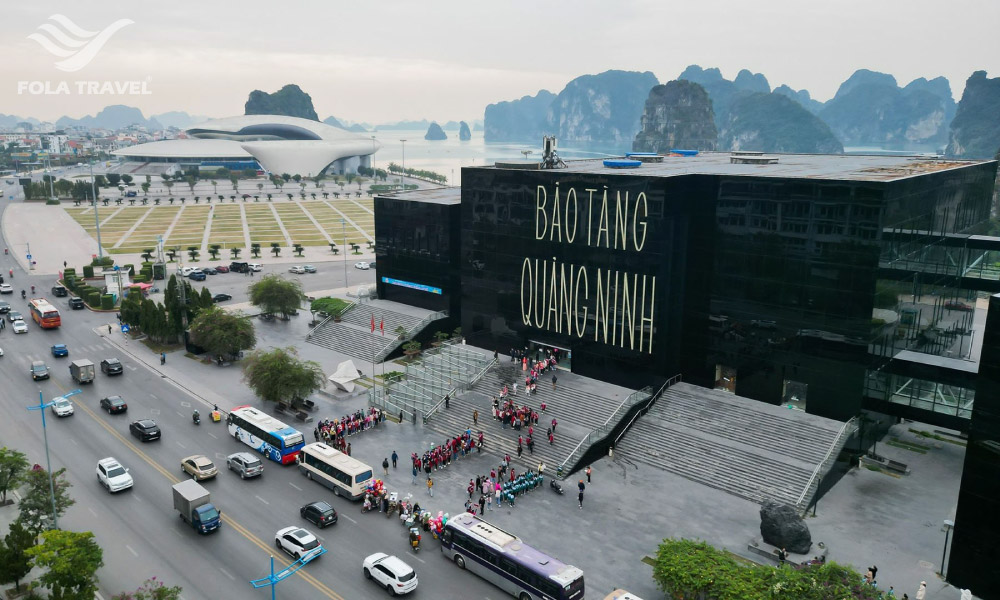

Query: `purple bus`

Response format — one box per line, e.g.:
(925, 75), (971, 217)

(441, 513), (585, 600)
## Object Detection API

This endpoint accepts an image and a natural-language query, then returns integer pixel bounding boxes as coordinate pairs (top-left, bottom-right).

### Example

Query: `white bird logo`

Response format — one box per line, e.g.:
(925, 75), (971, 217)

(28, 14), (133, 72)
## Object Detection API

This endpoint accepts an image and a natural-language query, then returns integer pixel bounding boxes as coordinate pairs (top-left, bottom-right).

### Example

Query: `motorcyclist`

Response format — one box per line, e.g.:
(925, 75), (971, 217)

(408, 527), (421, 550)
(30, 285), (35, 294)
(192, 409), (200, 424)
(21, 290), (26, 299)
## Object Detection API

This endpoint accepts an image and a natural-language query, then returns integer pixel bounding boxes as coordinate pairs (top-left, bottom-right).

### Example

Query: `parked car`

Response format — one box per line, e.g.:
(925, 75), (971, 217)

(100, 395), (128, 414)
(354, 262), (370, 270)
(68, 297), (85, 309)
(100, 358), (124, 375)
(181, 455), (218, 480)
(51, 285), (68, 297)
(300, 501), (337, 528)
(289, 265), (305, 274)
(226, 452), (263, 479)
(944, 300), (974, 312)
(275, 526), (322, 560)
(189, 272), (206, 281)
(51, 344), (69, 357)
(303, 265), (317, 273)
(125, 191), (137, 197)
(51, 396), (74, 417)
(215, 265), (230, 273)
(202, 267), (218, 275)
(212, 293), (232, 303)
(368, 262), (376, 269)
(0, 283), (12, 294)
(362, 553), (418, 595)
(30, 361), (49, 380)
(0, 300), (9, 313)
(248, 263), (263, 272)
(229, 261), (248, 273)
(12, 320), (28, 334)
(96, 457), (133, 493)
(129, 419), (161, 442)
(181, 267), (199, 276)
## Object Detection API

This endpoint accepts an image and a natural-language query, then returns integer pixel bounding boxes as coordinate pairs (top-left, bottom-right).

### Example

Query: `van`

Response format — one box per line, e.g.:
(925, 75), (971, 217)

(229, 261), (249, 273)
(51, 285), (68, 297)
(248, 263), (263, 272)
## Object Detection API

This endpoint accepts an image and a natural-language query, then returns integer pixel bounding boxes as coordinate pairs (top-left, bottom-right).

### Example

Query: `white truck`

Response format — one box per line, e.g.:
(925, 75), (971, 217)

(172, 480), (221, 534)
(69, 359), (95, 384)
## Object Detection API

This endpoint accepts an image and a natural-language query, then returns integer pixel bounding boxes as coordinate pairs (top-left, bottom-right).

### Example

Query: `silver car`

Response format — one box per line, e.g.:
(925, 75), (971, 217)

(226, 452), (263, 479)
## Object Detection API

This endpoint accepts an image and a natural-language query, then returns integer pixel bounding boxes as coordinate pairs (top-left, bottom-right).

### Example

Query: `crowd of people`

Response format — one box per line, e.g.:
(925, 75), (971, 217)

(313, 407), (386, 454)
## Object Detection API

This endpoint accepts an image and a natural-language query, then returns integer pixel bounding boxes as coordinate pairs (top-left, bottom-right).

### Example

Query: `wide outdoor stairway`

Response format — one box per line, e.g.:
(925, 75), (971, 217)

(306, 300), (442, 360)
(423, 367), (642, 475)
(616, 382), (845, 507)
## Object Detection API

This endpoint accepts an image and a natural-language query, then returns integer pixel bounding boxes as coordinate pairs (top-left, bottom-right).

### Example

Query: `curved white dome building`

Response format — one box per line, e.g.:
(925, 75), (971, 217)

(113, 115), (380, 176)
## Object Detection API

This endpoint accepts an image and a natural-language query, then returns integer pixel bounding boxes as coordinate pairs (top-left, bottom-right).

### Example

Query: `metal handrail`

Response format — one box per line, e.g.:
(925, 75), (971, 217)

(422, 356), (497, 422)
(795, 415), (859, 507)
(557, 374), (681, 475)
(373, 309), (448, 362)
(305, 301), (355, 339)
(369, 389), (414, 422)
(614, 375), (678, 447)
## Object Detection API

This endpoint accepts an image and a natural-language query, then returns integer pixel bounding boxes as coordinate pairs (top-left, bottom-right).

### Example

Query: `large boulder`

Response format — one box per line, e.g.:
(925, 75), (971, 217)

(759, 500), (812, 554)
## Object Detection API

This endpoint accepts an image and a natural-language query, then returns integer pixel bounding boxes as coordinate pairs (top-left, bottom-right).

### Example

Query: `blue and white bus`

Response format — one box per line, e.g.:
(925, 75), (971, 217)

(227, 405), (305, 464)
(441, 513), (585, 600)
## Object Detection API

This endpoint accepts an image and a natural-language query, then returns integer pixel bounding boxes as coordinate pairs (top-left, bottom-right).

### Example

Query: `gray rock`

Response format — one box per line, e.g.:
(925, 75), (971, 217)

(760, 500), (812, 554)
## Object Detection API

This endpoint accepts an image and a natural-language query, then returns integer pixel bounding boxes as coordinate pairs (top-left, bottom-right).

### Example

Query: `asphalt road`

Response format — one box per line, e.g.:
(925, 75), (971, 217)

(0, 212), (497, 599)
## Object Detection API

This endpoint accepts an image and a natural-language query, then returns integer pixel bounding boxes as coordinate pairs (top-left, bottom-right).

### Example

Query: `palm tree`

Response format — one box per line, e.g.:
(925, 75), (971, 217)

(211, 180), (217, 195)
(251, 243), (261, 258)
(270, 242), (281, 257)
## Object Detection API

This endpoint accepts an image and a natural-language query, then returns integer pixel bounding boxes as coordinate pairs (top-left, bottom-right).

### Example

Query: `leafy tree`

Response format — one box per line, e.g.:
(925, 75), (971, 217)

(248, 274), (304, 317)
(141, 182), (150, 195)
(27, 529), (104, 600)
(293, 243), (304, 257)
(164, 180), (174, 193)
(270, 242), (281, 257)
(250, 243), (261, 258)
(281, 173), (291, 182)
(199, 286), (213, 309)
(329, 243), (338, 255)
(141, 248), (154, 262)
(0, 447), (30, 505)
(94, 175), (108, 188)
(230, 174), (239, 191)
(310, 297), (350, 317)
(18, 467), (75, 535)
(0, 520), (36, 593)
(208, 244), (221, 260)
(189, 307), (256, 358)
(185, 176), (197, 193)
(230, 247), (241, 259)
(210, 180), (218, 195)
(106, 173), (122, 187)
(112, 577), (184, 600)
(292, 174), (302, 183)
(242, 347), (325, 406)
(187, 247), (199, 262)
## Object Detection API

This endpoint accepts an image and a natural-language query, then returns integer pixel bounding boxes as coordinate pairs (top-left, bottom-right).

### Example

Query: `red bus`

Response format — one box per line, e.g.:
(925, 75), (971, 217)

(28, 298), (61, 329)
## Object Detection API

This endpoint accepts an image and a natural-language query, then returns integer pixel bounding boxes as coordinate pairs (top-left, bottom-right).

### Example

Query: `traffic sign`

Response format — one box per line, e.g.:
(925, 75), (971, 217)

(121, 324), (130, 333)
(26, 254), (31, 260)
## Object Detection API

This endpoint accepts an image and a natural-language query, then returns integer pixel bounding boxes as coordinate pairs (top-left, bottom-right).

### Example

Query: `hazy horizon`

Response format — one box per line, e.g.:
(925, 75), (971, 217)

(3, 0), (999, 124)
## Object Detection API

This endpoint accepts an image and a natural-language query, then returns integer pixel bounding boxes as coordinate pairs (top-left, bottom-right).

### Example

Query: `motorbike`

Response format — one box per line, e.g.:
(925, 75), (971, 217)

(386, 491), (399, 519)
(362, 494), (374, 513)
(21, 290), (26, 299)
(550, 480), (564, 495)
(192, 410), (201, 425)
(211, 405), (222, 423)
(408, 527), (421, 552)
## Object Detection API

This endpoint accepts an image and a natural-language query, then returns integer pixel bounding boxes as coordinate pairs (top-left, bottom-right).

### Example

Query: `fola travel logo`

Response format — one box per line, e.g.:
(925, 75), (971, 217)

(18, 14), (151, 96)
(28, 14), (134, 72)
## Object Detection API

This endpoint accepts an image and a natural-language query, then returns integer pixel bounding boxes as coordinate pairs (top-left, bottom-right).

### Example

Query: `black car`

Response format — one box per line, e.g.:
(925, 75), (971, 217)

(300, 501), (338, 528)
(100, 358), (124, 375)
(202, 267), (218, 275)
(100, 396), (128, 414)
(68, 297), (85, 309)
(129, 419), (161, 441)
(51, 285), (68, 297)
(189, 272), (206, 281)
(229, 261), (249, 273)
(213, 293), (232, 303)
(0, 300), (9, 314)
(30, 361), (50, 381)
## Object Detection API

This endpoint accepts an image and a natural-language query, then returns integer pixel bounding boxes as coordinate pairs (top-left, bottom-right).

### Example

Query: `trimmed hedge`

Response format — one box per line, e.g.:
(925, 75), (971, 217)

(83, 265), (94, 278)
(91, 256), (114, 267)
(63, 267), (77, 279)
(86, 291), (101, 307)
(101, 294), (114, 310)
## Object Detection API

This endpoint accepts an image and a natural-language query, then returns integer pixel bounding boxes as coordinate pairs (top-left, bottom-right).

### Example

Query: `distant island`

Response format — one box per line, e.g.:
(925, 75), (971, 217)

(424, 122), (447, 140)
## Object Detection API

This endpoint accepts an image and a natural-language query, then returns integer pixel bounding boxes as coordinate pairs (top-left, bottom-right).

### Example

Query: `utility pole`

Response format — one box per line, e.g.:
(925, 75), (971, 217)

(90, 160), (103, 259)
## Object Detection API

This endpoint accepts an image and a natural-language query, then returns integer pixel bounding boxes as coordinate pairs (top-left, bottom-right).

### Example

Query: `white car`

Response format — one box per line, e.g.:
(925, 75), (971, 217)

(354, 262), (370, 270)
(288, 265), (305, 274)
(363, 553), (418, 595)
(0, 283), (12, 294)
(275, 526), (322, 560)
(96, 457), (133, 493)
(12, 320), (27, 334)
(51, 396), (74, 417)
(248, 263), (263, 272)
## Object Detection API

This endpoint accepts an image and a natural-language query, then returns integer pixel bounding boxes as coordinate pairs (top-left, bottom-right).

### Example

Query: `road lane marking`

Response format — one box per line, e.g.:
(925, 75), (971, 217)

(150, 394), (159, 400)
(88, 507), (97, 517)
(70, 437), (79, 445)
(207, 432), (217, 439)
(126, 545), (138, 557)
(175, 441), (186, 449)
(255, 495), (269, 505)
(288, 483), (302, 491)
(218, 567), (236, 581)
(339, 514), (357, 524)
(175, 411), (183, 418)
(56, 372), (346, 600)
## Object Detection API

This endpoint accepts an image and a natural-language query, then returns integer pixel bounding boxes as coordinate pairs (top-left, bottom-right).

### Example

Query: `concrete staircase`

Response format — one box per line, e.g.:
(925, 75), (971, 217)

(306, 303), (442, 360)
(616, 382), (844, 507)
(422, 368), (637, 476)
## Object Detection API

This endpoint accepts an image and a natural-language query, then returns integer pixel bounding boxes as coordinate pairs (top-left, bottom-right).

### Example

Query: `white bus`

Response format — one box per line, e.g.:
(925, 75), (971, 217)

(297, 442), (374, 500)
(227, 405), (305, 465)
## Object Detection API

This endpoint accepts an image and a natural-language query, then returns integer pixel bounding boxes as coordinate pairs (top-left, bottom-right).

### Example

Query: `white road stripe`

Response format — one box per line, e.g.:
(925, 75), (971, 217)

(411, 555), (426, 564)
(339, 514), (357, 524)
(88, 507), (97, 517)
(150, 394), (159, 400)
(126, 365), (137, 371)
(288, 483), (302, 491)
(255, 495), (269, 505)
(176, 411), (184, 418)
(126, 545), (138, 557)
(207, 432), (217, 439)
(175, 441), (186, 449)
(218, 567), (236, 581)
(70, 438), (79, 445)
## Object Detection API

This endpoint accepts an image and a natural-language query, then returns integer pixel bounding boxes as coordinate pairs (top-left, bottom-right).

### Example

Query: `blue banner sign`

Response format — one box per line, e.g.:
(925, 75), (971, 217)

(381, 276), (442, 295)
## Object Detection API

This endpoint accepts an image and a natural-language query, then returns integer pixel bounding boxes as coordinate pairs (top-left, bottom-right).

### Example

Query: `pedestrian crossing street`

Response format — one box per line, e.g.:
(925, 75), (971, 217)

(19, 341), (136, 370)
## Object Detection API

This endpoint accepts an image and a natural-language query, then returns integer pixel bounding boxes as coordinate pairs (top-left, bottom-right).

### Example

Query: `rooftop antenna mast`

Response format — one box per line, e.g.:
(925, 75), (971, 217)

(540, 136), (566, 169)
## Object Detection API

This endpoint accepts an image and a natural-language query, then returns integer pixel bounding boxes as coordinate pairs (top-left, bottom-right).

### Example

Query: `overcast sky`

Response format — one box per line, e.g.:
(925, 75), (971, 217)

(4, 0), (999, 124)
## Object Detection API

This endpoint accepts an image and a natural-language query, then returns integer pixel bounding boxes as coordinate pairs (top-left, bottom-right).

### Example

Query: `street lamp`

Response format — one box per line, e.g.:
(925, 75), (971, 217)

(250, 549), (326, 600)
(399, 139), (406, 188)
(90, 160), (103, 259)
(342, 219), (348, 290)
(25, 389), (82, 530)
(940, 519), (954, 577)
